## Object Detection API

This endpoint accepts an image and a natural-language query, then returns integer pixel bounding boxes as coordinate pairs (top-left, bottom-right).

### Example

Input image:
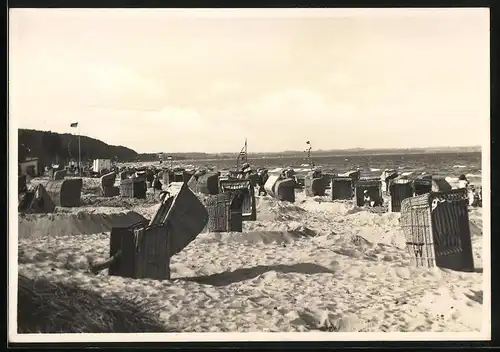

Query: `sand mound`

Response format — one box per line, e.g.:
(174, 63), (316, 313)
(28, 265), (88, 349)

(17, 273), (168, 333)
(18, 211), (147, 238)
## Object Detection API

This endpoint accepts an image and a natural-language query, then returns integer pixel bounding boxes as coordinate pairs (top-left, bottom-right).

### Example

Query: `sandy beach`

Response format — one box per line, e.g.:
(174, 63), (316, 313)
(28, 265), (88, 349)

(17, 178), (484, 333)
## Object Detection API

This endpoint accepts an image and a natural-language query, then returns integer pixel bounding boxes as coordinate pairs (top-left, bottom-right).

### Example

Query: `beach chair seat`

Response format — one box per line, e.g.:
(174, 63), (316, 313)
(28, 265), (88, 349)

(400, 189), (474, 271)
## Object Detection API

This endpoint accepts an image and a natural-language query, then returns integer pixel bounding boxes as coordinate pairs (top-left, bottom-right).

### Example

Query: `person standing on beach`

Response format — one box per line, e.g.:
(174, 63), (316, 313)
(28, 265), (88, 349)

(458, 174), (469, 189)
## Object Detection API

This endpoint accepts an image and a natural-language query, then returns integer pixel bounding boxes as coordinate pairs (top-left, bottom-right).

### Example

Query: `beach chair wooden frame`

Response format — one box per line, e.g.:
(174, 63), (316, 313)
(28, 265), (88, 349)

(400, 189), (474, 271)
(219, 179), (257, 221)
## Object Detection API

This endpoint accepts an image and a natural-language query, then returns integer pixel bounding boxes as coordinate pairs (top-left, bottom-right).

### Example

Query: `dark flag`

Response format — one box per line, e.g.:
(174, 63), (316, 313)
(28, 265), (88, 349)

(70, 122), (78, 128)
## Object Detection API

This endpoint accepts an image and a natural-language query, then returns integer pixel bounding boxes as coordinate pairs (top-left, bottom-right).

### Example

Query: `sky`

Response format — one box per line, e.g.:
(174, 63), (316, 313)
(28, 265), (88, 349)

(9, 8), (490, 153)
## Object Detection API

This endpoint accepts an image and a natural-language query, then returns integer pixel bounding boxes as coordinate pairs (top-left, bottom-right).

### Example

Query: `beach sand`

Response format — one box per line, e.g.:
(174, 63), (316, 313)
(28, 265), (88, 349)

(17, 178), (484, 333)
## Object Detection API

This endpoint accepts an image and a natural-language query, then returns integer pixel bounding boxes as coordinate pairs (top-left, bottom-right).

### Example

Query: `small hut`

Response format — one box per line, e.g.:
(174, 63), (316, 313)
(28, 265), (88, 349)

(91, 182), (208, 280)
(400, 189), (474, 271)
(354, 178), (382, 207)
(101, 171), (117, 196)
(45, 179), (82, 207)
(120, 178), (147, 199)
(275, 178), (296, 203)
(331, 177), (353, 200)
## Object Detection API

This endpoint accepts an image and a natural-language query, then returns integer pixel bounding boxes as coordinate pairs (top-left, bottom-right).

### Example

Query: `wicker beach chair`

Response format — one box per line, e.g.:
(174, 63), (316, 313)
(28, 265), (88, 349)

(120, 178), (147, 199)
(45, 179), (82, 207)
(331, 177), (353, 200)
(219, 179), (257, 221)
(53, 170), (67, 180)
(275, 178), (296, 203)
(431, 177), (452, 192)
(18, 184), (56, 214)
(101, 182), (209, 280)
(389, 178), (413, 212)
(354, 178), (382, 207)
(202, 192), (243, 232)
(196, 172), (220, 195)
(413, 178), (432, 196)
(400, 189), (474, 271)
(304, 171), (328, 197)
(263, 174), (282, 198)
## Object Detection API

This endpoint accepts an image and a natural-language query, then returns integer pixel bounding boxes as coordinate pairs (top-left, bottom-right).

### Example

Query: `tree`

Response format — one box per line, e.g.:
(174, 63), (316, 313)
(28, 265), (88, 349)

(41, 131), (62, 163)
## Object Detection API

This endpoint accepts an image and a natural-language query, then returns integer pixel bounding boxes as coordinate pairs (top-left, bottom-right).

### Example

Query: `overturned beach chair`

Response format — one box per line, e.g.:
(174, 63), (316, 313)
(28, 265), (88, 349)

(388, 178), (413, 212)
(101, 171), (119, 197)
(304, 171), (328, 197)
(400, 189), (474, 271)
(354, 178), (382, 207)
(45, 179), (82, 207)
(91, 182), (208, 280)
(18, 184), (56, 214)
(120, 178), (147, 199)
(331, 177), (353, 200)
(219, 179), (257, 221)
(202, 192), (243, 232)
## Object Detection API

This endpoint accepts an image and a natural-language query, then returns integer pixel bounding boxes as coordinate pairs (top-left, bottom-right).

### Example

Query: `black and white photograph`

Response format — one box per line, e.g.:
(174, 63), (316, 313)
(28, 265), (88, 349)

(9, 7), (490, 343)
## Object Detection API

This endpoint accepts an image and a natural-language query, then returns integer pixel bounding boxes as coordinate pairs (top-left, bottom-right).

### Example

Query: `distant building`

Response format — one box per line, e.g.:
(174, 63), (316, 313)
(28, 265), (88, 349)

(19, 157), (40, 177)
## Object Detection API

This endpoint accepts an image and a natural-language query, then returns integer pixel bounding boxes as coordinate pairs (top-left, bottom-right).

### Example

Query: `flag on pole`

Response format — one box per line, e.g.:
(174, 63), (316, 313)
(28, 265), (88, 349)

(70, 122), (79, 128)
(306, 141), (310, 144)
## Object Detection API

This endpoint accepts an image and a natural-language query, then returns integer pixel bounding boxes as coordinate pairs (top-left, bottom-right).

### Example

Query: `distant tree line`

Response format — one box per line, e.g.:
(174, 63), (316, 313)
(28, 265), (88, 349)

(18, 129), (138, 165)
